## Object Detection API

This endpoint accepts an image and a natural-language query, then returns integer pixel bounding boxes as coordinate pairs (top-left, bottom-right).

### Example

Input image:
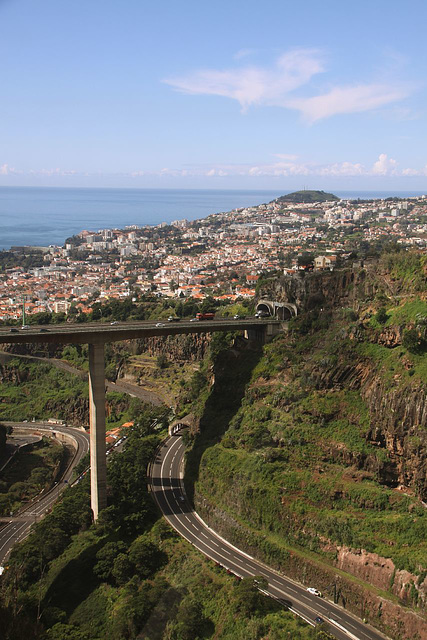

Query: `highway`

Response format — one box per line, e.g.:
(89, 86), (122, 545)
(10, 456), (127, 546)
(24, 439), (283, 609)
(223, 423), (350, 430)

(0, 423), (90, 564)
(150, 435), (390, 640)
(0, 317), (280, 345)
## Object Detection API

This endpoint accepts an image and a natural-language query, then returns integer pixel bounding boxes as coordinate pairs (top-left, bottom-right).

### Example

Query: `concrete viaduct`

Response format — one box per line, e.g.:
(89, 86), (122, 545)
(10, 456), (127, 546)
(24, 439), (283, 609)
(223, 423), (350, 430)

(0, 305), (293, 521)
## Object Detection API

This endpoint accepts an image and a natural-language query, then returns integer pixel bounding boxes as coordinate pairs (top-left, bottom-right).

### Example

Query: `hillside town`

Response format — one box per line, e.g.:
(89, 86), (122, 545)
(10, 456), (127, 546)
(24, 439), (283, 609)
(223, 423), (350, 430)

(0, 193), (426, 321)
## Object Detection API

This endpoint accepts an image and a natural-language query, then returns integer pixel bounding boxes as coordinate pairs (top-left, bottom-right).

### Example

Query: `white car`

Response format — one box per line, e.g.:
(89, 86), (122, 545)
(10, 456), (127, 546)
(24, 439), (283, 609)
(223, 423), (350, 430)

(190, 317), (200, 322)
(307, 587), (322, 597)
(155, 322), (165, 327)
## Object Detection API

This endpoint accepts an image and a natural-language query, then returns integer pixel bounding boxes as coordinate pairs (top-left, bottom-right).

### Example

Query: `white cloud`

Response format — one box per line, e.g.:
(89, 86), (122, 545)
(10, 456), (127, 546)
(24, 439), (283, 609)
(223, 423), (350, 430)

(205, 168), (228, 176)
(164, 50), (411, 121)
(372, 153), (398, 175)
(401, 165), (427, 176)
(189, 154), (410, 178)
(287, 84), (409, 123)
(318, 161), (365, 176)
(28, 167), (78, 176)
(164, 49), (324, 111)
(0, 163), (20, 175)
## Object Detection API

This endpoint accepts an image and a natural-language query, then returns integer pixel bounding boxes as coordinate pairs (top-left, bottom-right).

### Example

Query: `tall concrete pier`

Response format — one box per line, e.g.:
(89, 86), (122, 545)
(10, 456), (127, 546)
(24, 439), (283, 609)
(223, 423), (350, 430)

(0, 316), (283, 521)
(88, 343), (107, 520)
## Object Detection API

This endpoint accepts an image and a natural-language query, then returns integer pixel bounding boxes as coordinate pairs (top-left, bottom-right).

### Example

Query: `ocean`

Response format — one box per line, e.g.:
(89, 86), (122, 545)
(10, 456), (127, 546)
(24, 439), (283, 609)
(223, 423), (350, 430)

(0, 186), (425, 251)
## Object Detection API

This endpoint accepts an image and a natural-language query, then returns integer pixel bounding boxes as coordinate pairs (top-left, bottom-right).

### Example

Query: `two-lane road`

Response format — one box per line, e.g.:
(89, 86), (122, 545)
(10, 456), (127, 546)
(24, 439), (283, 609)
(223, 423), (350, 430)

(150, 435), (390, 640)
(0, 423), (89, 564)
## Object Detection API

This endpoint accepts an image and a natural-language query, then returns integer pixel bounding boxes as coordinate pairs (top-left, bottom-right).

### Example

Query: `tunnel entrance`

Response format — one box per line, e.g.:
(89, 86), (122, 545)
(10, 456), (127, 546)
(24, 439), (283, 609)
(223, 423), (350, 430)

(256, 300), (297, 320)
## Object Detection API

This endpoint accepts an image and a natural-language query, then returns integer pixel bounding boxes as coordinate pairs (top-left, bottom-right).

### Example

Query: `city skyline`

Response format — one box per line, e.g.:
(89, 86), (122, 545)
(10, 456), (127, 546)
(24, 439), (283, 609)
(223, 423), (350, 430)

(1, 0), (426, 189)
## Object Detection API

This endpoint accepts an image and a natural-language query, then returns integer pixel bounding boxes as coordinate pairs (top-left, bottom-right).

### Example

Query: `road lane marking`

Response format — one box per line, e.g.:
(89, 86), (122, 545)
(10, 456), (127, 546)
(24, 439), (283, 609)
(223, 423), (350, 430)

(154, 437), (383, 640)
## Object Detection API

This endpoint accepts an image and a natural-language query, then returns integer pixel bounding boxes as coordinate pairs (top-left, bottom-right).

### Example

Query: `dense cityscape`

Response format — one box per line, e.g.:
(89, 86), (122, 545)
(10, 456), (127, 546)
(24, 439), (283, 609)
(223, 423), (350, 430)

(1, 191), (426, 322)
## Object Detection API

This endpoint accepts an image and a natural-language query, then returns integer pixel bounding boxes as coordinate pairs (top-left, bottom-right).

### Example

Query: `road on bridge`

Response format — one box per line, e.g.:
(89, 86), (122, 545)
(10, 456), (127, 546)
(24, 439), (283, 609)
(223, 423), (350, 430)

(150, 435), (390, 640)
(0, 316), (281, 345)
(0, 423), (89, 565)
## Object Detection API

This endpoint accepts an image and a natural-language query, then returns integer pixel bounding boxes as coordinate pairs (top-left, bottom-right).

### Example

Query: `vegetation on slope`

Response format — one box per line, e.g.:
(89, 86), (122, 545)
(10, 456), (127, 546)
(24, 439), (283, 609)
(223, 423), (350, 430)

(184, 254), (427, 627)
(0, 412), (332, 640)
(0, 436), (66, 515)
(0, 359), (152, 429)
(275, 190), (339, 204)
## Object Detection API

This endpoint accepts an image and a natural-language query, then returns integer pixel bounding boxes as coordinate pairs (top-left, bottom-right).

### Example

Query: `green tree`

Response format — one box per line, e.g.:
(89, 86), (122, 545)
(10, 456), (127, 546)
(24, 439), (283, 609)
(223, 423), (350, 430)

(45, 623), (90, 639)
(156, 353), (169, 370)
(403, 328), (426, 354)
(112, 553), (134, 585)
(128, 537), (165, 578)
(375, 307), (388, 324)
(174, 597), (207, 640)
(94, 541), (127, 582)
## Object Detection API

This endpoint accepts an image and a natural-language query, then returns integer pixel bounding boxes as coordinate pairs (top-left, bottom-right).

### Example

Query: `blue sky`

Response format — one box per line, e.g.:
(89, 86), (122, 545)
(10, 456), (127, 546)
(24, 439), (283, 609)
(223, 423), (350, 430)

(1, 0), (426, 190)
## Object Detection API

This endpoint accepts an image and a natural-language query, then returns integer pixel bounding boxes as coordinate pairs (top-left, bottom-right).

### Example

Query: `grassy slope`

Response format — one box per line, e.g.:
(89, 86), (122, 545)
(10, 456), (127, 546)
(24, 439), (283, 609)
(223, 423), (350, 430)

(191, 296), (427, 591)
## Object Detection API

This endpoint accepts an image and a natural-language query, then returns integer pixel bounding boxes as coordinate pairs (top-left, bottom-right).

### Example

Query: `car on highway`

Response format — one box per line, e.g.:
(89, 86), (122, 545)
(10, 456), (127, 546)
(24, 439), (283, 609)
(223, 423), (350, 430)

(155, 322), (166, 327)
(9, 328), (19, 333)
(39, 328), (49, 333)
(190, 317), (200, 322)
(168, 316), (180, 322)
(314, 616), (324, 624)
(110, 321), (118, 325)
(255, 310), (270, 318)
(307, 587), (322, 597)
(21, 325), (30, 329)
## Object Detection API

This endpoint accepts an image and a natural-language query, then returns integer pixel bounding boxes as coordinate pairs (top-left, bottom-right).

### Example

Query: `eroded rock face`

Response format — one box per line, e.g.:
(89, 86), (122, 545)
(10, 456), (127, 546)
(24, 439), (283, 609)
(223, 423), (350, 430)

(133, 333), (210, 361)
(309, 357), (427, 500)
(196, 497), (427, 640)
(261, 266), (376, 311)
(336, 547), (427, 607)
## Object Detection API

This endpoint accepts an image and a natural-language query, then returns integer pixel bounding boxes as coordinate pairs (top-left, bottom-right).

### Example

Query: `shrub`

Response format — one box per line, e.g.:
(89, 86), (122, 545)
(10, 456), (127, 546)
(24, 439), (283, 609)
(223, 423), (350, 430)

(375, 307), (389, 324)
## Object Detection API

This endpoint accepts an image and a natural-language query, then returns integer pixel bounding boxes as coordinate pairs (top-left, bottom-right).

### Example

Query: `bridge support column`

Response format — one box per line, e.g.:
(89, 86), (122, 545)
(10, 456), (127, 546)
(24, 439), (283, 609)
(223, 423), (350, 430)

(88, 343), (107, 521)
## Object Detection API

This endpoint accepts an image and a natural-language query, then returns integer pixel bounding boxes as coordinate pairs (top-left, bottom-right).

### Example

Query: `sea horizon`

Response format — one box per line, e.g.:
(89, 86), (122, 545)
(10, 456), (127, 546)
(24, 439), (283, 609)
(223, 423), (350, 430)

(1, 185), (425, 251)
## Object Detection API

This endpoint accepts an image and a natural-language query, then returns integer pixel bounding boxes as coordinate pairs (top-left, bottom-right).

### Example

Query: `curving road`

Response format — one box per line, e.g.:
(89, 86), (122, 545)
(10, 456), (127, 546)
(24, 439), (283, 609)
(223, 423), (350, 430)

(0, 423), (90, 564)
(150, 435), (390, 640)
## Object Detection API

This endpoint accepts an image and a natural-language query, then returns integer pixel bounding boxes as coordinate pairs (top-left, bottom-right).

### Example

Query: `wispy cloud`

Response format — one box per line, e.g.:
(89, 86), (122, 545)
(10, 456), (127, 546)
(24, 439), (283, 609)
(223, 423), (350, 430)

(287, 84), (409, 123)
(164, 49), (324, 112)
(233, 48), (256, 60)
(164, 50), (411, 121)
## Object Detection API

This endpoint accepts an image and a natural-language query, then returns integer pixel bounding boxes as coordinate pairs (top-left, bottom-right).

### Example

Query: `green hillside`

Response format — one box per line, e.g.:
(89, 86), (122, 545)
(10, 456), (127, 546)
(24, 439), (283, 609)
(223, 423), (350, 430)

(275, 190), (339, 204)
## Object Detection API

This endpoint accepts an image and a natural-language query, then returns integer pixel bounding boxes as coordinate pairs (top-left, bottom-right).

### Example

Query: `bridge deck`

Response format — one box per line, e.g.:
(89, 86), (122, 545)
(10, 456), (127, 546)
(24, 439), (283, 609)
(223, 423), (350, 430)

(0, 318), (281, 345)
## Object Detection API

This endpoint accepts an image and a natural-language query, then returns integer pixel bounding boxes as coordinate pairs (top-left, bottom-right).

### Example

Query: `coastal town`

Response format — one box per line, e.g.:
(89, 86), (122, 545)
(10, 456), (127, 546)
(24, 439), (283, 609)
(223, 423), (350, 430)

(0, 191), (426, 322)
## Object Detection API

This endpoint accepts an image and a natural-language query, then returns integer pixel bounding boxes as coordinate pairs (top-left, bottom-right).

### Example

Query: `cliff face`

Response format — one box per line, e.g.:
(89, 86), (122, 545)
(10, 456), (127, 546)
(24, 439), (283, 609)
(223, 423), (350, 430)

(310, 359), (427, 499)
(262, 266), (375, 311)
(189, 258), (426, 639)
(132, 333), (210, 361)
(262, 266), (427, 500)
(195, 496), (427, 640)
